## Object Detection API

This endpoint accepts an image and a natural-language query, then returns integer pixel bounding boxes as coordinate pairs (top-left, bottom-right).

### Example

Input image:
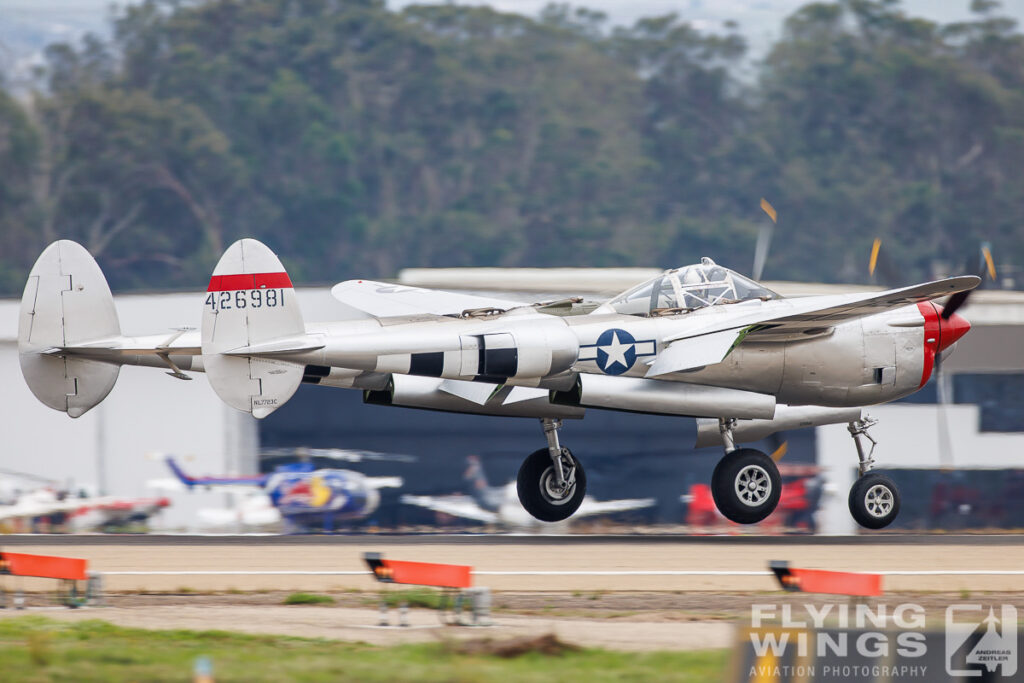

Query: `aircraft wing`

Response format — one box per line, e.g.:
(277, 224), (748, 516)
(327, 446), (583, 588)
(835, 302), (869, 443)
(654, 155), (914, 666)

(0, 504), (47, 522)
(651, 276), (980, 376)
(146, 478), (186, 492)
(365, 476), (403, 490)
(573, 497), (656, 518)
(198, 500), (281, 528)
(741, 277), (980, 333)
(331, 280), (529, 318)
(0, 497), (81, 521)
(400, 494), (499, 523)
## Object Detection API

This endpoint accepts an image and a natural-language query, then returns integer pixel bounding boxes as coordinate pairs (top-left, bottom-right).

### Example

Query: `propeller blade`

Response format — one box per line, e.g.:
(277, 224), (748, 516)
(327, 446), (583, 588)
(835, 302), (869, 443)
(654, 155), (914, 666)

(770, 441), (788, 462)
(753, 198), (777, 281)
(934, 344), (954, 467)
(941, 290), (971, 319)
(981, 242), (997, 281)
(866, 238), (901, 288)
(942, 241), (998, 319)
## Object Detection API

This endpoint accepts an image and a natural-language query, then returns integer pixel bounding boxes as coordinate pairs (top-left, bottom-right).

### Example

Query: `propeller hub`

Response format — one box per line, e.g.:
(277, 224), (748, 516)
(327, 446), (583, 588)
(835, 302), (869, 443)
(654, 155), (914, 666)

(916, 301), (972, 388)
(935, 307), (971, 352)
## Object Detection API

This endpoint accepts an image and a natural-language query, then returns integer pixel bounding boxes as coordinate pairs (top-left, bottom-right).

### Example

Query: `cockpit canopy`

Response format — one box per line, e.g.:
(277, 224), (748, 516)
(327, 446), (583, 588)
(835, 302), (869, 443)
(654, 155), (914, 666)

(606, 258), (780, 316)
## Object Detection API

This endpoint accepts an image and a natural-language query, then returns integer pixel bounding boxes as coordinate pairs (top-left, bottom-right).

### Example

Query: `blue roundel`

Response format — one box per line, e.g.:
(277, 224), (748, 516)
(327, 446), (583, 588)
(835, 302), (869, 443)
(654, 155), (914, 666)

(596, 328), (637, 375)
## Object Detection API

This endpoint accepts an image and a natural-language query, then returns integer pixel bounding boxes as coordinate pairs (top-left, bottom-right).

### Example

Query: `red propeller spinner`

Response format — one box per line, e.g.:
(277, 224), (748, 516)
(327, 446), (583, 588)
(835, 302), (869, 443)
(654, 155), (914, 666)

(916, 302), (971, 387)
(935, 305), (971, 351)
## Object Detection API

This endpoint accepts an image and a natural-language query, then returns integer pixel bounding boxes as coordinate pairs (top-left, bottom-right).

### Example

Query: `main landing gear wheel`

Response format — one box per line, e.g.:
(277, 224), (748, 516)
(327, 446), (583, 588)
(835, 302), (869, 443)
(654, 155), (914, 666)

(849, 472), (900, 530)
(517, 447), (586, 522)
(711, 449), (782, 524)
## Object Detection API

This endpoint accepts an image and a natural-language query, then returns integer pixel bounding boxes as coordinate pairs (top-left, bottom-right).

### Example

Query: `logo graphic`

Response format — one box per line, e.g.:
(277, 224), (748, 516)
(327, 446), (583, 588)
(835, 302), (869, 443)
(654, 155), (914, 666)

(596, 329), (636, 375)
(946, 605), (1018, 677)
(579, 329), (656, 375)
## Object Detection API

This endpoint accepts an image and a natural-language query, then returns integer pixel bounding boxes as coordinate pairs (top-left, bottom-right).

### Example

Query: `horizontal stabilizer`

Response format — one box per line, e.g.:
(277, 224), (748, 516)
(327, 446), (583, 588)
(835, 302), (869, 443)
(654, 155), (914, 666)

(221, 335), (324, 356)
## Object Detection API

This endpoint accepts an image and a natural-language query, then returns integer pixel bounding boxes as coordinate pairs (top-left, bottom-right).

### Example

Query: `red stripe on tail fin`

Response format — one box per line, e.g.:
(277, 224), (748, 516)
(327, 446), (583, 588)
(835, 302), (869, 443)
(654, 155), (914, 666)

(207, 272), (292, 292)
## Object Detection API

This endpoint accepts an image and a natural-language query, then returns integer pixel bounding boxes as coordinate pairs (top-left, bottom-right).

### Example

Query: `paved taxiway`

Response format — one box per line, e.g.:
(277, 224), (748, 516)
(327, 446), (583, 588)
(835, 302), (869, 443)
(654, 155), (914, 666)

(4, 535), (1024, 592)
(7, 533), (1024, 546)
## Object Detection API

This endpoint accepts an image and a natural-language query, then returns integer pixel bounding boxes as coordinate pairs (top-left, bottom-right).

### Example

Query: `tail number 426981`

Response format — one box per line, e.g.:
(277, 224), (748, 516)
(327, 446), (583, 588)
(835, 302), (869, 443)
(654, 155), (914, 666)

(205, 288), (284, 312)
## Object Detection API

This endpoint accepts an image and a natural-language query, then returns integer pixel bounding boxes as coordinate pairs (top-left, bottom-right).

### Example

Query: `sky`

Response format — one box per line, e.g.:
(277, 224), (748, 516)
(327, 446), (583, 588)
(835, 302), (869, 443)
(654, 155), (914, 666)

(439, 0), (1024, 55)
(1, 0), (1022, 87)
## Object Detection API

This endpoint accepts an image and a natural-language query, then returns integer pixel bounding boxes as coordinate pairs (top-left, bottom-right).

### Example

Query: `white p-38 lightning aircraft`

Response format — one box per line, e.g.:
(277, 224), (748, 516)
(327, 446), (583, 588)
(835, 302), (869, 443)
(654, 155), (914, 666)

(18, 240), (977, 530)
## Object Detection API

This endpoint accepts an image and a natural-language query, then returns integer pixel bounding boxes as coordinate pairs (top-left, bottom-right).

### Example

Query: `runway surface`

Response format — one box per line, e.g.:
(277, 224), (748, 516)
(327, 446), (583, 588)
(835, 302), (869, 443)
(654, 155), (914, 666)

(5, 533), (1024, 546)
(4, 534), (1024, 592)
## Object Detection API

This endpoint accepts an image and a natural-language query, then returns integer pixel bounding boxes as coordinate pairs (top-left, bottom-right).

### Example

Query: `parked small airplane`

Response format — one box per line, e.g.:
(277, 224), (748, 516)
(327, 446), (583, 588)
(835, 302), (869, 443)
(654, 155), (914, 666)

(0, 488), (169, 532)
(67, 495), (171, 532)
(19, 239), (977, 529)
(162, 456), (402, 532)
(401, 455), (654, 529)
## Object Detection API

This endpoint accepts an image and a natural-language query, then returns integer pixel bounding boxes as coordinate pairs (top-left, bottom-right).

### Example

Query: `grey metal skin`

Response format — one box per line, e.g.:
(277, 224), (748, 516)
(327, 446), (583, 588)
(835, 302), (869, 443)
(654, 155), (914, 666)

(694, 406), (865, 448)
(113, 297), (932, 412)
(282, 304), (928, 411)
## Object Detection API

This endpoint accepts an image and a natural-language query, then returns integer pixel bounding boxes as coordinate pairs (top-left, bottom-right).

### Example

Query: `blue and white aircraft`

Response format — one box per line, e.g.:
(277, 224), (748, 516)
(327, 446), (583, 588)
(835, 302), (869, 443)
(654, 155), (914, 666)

(164, 457), (402, 532)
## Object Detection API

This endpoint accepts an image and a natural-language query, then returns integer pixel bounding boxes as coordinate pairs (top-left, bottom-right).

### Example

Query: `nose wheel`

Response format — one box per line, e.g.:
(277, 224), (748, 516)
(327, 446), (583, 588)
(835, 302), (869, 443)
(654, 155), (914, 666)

(847, 416), (900, 529)
(849, 472), (900, 529)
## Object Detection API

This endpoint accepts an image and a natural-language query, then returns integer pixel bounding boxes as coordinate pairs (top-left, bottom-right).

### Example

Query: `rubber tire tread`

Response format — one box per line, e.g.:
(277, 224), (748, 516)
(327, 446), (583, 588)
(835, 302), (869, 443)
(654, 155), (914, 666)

(517, 447), (587, 522)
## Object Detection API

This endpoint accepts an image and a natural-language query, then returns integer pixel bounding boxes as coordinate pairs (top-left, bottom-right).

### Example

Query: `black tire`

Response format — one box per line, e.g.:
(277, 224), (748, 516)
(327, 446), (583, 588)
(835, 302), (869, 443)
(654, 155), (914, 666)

(849, 472), (900, 530)
(710, 449), (782, 524)
(517, 447), (586, 522)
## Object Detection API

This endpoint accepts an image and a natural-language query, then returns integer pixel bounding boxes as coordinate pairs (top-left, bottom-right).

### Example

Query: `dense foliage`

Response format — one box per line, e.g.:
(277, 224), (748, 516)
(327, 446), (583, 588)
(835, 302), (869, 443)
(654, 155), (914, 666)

(1, 0), (1021, 294)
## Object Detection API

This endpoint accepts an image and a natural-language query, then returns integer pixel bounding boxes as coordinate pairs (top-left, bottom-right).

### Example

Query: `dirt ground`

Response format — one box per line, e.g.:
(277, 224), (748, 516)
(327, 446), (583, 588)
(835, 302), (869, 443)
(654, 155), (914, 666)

(4, 590), (1023, 652)
(2, 539), (1021, 652)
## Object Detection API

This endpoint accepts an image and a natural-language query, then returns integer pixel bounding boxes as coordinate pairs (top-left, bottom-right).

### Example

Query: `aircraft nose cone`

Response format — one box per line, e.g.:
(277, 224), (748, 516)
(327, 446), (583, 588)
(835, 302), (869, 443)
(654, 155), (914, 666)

(937, 310), (971, 352)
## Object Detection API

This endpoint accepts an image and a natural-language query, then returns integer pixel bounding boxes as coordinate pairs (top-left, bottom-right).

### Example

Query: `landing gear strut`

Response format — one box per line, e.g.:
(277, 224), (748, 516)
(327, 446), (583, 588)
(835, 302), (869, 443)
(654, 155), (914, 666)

(847, 416), (900, 529)
(710, 418), (781, 524)
(517, 418), (587, 522)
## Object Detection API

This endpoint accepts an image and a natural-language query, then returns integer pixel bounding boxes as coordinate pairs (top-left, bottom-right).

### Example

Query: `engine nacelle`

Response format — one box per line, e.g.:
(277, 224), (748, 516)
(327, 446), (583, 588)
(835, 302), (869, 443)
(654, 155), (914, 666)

(551, 374), (776, 419)
(682, 305), (939, 408)
(694, 405), (863, 447)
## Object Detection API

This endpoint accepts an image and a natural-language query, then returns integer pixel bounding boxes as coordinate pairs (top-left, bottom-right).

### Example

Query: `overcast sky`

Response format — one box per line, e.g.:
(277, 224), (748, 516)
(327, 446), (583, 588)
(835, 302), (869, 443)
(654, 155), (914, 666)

(2, 0), (1021, 82)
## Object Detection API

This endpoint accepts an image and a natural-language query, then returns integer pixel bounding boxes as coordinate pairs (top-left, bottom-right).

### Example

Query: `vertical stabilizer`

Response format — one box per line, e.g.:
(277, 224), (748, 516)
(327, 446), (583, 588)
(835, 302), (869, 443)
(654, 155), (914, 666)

(201, 239), (306, 418)
(18, 240), (121, 418)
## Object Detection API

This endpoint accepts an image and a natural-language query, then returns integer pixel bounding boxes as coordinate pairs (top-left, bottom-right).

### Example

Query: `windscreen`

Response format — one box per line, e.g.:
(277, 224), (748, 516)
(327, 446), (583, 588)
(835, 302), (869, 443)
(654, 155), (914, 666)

(607, 259), (779, 316)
